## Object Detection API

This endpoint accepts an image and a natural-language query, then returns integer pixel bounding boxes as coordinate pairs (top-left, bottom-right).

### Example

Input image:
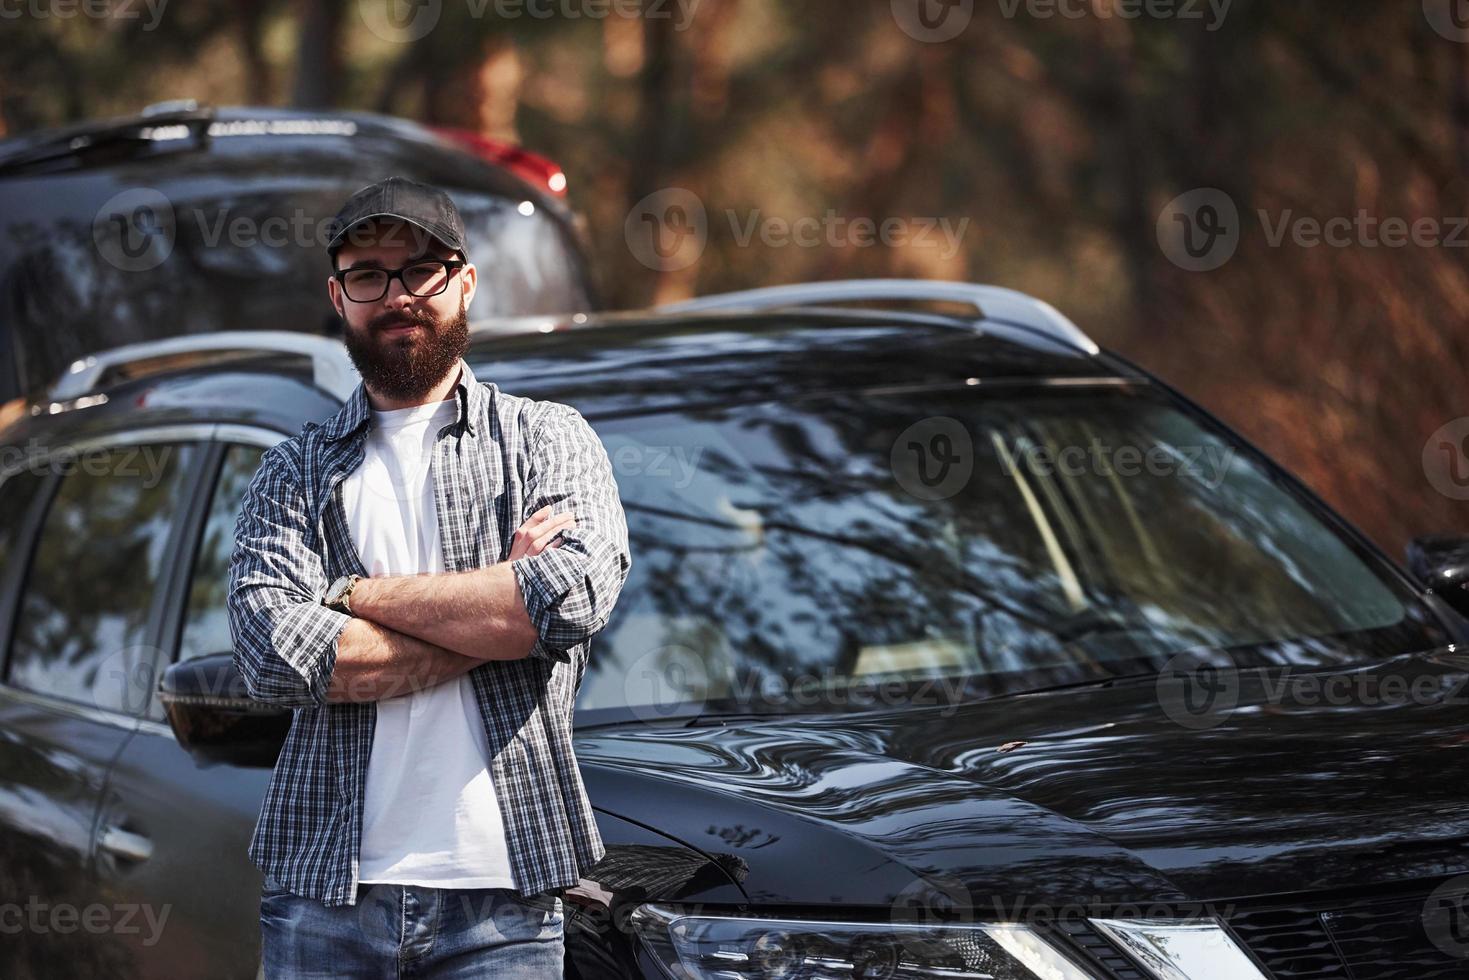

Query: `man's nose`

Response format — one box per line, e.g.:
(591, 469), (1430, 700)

(381, 278), (415, 308)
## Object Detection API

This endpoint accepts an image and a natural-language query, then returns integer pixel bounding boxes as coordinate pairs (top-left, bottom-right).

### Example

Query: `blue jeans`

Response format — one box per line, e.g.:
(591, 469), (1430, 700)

(260, 875), (565, 978)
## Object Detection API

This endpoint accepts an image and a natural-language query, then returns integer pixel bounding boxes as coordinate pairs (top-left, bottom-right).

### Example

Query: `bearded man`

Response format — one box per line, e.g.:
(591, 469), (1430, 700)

(226, 175), (631, 978)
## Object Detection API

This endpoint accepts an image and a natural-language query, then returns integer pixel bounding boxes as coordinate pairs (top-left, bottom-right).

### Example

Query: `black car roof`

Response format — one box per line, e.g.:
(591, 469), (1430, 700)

(0, 104), (572, 217)
(1, 308), (1142, 450)
(464, 309), (1138, 417)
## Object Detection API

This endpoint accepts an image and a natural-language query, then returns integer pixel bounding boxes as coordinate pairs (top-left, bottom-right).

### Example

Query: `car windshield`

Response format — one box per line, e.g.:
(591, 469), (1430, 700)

(574, 382), (1448, 723)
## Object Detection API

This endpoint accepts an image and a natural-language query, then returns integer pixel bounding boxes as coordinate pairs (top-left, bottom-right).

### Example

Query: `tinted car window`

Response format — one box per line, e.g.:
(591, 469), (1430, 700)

(178, 443), (266, 666)
(8, 443), (199, 714)
(578, 386), (1446, 719)
(0, 467), (44, 566)
(0, 165), (593, 400)
(0, 468), (46, 622)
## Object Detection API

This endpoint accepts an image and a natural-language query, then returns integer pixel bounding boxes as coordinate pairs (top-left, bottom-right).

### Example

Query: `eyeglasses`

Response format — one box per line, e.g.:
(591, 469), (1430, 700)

(333, 257), (467, 303)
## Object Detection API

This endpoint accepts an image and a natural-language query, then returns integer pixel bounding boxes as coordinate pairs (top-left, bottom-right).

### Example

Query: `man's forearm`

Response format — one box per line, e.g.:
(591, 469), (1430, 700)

(326, 616), (483, 703)
(347, 564), (538, 663)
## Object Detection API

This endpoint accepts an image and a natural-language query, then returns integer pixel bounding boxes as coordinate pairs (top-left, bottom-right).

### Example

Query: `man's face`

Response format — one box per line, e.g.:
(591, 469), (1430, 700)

(328, 217), (478, 402)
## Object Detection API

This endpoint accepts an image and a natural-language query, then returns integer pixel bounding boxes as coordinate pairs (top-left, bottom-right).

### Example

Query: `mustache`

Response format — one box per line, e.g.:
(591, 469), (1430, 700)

(370, 309), (436, 332)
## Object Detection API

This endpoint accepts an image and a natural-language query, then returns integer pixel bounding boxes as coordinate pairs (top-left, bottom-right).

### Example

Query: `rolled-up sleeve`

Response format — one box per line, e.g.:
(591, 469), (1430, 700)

(227, 442), (352, 706)
(510, 403), (632, 665)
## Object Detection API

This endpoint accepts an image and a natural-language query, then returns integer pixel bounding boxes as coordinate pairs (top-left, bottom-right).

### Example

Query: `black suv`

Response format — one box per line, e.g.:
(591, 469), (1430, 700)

(3, 280), (1469, 980)
(0, 101), (597, 406)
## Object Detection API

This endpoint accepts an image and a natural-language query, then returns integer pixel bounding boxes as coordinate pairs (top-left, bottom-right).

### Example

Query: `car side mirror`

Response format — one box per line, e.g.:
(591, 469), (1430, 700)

(157, 651), (291, 768)
(1406, 534), (1469, 619)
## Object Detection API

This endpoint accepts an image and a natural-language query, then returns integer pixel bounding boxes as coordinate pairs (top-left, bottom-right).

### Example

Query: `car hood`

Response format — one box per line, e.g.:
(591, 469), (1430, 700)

(578, 647), (1469, 909)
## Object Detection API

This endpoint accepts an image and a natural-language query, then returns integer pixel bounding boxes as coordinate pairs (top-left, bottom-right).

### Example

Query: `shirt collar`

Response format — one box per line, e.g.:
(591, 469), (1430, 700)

(323, 356), (480, 443)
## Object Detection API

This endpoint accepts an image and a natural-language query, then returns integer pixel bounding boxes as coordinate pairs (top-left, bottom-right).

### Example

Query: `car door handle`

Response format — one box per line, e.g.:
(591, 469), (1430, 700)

(98, 825), (153, 862)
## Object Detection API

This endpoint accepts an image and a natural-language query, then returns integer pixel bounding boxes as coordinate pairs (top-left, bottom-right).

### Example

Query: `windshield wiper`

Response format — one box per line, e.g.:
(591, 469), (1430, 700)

(678, 710), (788, 728)
(0, 105), (214, 177)
(997, 671), (1163, 700)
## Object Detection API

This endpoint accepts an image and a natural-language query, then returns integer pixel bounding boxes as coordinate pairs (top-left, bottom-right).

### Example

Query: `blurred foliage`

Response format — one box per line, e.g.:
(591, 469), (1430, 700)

(2, 0), (1467, 560)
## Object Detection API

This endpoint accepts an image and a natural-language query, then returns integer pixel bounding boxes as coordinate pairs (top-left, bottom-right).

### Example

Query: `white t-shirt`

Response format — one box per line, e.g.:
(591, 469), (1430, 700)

(346, 392), (517, 889)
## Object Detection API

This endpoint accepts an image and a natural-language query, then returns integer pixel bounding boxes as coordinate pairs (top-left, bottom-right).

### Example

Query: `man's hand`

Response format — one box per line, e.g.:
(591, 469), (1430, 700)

(509, 504), (576, 561)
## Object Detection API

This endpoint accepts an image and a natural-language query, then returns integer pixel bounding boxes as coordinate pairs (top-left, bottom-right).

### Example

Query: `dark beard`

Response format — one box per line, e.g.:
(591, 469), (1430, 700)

(343, 298), (470, 401)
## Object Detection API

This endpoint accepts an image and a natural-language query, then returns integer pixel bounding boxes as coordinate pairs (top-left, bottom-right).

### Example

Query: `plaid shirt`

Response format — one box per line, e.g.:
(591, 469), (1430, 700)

(226, 356), (631, 908)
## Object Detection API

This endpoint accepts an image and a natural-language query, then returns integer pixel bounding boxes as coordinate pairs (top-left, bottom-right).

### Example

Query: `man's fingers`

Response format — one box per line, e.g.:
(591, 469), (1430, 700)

(518, 511), (575, 536)
(510, 509), (577, 558)
(532, 516), (576, 545)
(528, 517), (577, 554)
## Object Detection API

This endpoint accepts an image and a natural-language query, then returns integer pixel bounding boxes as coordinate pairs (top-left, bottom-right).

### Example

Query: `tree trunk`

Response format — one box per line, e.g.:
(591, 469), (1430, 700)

(292, 0), (345, 109)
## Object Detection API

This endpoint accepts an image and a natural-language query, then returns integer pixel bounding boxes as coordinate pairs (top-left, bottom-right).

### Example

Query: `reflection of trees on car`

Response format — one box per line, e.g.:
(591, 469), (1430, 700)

(578, 386), (1431, 720)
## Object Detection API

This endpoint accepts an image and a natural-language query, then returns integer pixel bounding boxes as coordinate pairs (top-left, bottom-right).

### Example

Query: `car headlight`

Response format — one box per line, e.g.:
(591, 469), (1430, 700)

(628, 903), (1095, 980)
(1088, 919), (1266, 980)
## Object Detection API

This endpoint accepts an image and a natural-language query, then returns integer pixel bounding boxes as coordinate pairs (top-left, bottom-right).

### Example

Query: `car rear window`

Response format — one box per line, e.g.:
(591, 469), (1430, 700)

(0, 166), (593, 401)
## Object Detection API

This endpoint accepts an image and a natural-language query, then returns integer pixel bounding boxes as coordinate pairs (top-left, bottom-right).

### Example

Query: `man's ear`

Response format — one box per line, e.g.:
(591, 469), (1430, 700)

(327, 275), (345, 318)
(460, 260), (478, 310)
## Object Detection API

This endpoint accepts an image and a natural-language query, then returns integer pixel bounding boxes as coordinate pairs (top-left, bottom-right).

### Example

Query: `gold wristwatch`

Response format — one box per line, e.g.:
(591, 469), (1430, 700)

(323, 574), (362, 615)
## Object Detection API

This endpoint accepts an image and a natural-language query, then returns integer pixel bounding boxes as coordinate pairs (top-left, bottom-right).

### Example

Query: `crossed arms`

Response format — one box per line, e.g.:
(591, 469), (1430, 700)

(227, 404), (632, 707)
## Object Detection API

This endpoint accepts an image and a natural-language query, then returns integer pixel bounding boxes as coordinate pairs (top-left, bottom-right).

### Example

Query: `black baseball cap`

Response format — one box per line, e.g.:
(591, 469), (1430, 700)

(326, 176), (467, 265)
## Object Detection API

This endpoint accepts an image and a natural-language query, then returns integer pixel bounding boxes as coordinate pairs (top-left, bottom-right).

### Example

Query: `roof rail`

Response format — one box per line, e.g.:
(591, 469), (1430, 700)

(657, 279), (1100, 355)
(48, 331), (359, 402)
(0, 104), (215, 175)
